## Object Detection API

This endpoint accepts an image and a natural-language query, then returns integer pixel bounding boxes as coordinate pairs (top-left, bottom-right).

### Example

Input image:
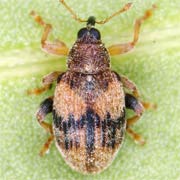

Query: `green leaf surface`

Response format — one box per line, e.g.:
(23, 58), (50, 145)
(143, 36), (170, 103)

(1, 0), (180, 180)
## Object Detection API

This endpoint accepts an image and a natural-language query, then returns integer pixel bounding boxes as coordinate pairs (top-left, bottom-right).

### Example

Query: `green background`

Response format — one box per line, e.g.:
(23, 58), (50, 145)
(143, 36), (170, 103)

(0, 0), (180, 179)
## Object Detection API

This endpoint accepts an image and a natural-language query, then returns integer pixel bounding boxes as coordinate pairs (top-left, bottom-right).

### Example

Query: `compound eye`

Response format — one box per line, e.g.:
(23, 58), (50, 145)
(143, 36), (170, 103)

(77, 28), (88, 38)
(90, 28), (101, 40)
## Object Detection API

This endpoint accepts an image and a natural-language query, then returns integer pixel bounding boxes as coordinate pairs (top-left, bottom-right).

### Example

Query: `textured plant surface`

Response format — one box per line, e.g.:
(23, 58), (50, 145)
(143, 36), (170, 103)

(0, 0), (180, 179)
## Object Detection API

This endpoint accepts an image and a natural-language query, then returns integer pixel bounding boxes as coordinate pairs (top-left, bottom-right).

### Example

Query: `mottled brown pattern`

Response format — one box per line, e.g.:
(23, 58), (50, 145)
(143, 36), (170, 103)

(53, 119), (126, 174)
(53, 70), (126, 174)
(53, 80), (86, 120)
(33, 3), (155, 174)
(93, 78), (125, 120)
(53, 70), (124, 119)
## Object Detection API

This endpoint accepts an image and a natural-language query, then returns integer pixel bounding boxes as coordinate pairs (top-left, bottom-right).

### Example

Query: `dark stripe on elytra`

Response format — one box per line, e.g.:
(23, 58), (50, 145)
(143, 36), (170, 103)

(86, 108), (95, 154)
(75, 120), (80, 148)
(68, 114), (76, 149)
(109, 110), (125, 148)
(53, 109), (97, 152)
(79, 115), (86, 128)
(95, 114), (100, 128)
(53, 109), (125, 150)
(101, 119), (106, 147)
(62, 121), (69, 150)
(117, 108), (126, 129)
(106, 112), (116, 148)
(53, 110), (62, 130)
(107, 122), (116, 148)
(53, 111), (82, 149)
(101, 110), (125, 148)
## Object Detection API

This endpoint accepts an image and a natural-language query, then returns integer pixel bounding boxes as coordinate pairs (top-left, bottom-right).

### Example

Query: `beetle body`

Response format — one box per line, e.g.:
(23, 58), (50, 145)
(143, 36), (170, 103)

(52, 32), (126, 173)
(32, 1), (155, 175)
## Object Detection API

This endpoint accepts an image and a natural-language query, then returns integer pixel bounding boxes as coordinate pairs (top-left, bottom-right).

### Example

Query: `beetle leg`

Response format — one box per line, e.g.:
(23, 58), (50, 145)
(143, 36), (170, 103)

(108, 5), (156, 55)
(141, 101), (157, 110)
(125, 93), (145, 145)
(42, 71), (62, 85)
(125, 93), (156, 115)
(36, 96), (54, 156)
(30, 11), (69, 56)
(27, 71), (61, 95)
(121, 75), (140, 98)
(36, 96), (53, 133)
(39, 135), (54, 156)
(27, 84), (52, 95)
(125, 93), (144, 115)
(125, 93), (156, 145)
(126, 127), (145, 145)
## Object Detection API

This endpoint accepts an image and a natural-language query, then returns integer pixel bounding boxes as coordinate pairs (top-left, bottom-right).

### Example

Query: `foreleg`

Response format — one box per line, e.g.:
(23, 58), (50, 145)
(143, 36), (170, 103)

(30, 11), (68, 55)
(108, 5), (156, 55)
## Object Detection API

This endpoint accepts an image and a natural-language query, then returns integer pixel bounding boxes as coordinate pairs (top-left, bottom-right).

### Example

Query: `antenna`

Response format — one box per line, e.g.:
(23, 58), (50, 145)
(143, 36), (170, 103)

(59, 0), (86, 23)
(59, 0), (132, 25)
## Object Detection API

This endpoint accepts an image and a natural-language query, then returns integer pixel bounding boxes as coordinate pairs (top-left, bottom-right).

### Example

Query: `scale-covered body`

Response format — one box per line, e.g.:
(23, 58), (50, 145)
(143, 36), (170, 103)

(32, 1), (154, 174)
(53, 70), (126, 173)
(52, 36), (126, 173)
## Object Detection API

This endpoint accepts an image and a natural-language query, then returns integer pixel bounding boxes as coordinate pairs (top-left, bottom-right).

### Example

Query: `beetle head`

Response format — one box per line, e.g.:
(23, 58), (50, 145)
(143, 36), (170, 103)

(77, 16), (101, 40)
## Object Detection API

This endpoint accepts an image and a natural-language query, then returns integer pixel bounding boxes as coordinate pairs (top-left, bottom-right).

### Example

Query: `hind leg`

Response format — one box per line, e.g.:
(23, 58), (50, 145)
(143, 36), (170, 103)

(125, 93), (155, 145)
(36, 96), (54, 156)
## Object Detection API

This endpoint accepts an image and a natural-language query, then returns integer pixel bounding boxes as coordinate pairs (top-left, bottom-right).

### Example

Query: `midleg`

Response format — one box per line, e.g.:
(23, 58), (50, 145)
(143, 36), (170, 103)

(30, 11), (68, 55)
(121, 75), (140, 98)
(27, 71), (61, 95)
(108, 5), (156, 55)
(36, 96), (54, 156)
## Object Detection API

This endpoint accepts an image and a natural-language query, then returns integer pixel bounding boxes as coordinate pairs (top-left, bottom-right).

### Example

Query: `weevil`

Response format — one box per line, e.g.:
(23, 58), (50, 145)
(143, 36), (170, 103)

(29, 0), (156, 174)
